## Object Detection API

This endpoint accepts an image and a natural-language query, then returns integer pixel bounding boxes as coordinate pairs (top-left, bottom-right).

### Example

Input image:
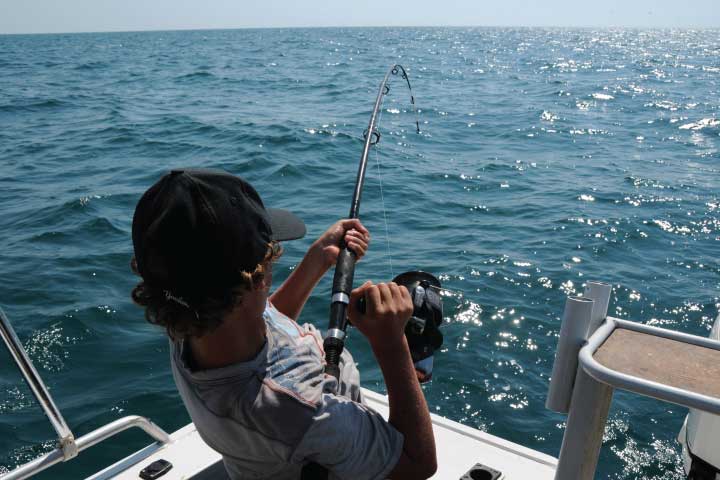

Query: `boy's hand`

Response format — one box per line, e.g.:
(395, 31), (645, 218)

(313, 219), (370, 268)
(349, 281), (413, 351)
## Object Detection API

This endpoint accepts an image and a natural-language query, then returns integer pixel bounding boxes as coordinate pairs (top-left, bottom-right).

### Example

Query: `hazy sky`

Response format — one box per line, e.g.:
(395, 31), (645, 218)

(1, 0), (718, 34)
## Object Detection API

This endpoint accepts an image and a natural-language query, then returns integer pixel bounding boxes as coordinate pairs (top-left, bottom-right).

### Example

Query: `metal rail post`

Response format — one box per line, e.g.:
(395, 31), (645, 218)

(554, 282), (613, 480)
(0, 308), (77, 458)
(585, 281), (611, 334)
(0, 306), (171, 480)
(546, 296), (595, 413)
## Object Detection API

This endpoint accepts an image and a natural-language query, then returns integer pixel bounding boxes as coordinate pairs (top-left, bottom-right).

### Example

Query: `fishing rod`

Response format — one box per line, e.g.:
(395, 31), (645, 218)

(323, 64), (420, 379)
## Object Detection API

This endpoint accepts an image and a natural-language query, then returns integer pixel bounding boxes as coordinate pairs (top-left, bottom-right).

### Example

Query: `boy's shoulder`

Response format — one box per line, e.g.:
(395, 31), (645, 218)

(262, 302), (331, 407)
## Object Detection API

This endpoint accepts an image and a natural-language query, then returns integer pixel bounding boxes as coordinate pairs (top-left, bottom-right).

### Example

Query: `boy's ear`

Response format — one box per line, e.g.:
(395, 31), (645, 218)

(253, 271), (271, 291)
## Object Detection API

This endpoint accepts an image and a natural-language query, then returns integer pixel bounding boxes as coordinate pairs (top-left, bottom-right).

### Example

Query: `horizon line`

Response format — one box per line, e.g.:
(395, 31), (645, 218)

(2, 24), (718, 36)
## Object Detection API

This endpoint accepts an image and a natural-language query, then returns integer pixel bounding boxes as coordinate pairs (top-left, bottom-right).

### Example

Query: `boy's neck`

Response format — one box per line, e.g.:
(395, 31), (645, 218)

(187, 303), (267, 370)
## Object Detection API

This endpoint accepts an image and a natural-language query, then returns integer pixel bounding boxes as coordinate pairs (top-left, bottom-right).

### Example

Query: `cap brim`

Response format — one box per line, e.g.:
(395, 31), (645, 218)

(267, 208), (306, 241)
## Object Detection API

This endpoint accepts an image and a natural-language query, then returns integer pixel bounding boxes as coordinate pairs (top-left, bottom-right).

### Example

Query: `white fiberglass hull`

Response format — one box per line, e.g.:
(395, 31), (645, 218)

(87, 389), (557, 480)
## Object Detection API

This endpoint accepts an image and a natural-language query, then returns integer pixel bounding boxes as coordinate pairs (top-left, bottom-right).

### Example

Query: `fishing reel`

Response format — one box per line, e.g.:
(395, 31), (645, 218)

(394, 271), (444, 382)
(356, 271), (444, 382)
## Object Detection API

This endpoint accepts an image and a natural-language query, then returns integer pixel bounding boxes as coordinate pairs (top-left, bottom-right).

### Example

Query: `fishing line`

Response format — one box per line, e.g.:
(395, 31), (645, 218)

(373, 106), (394, 279)
(372, 67), (422, 281)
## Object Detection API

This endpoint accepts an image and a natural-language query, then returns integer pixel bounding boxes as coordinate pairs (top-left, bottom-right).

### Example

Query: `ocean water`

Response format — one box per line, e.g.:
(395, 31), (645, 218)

(0, 27), (719, 479)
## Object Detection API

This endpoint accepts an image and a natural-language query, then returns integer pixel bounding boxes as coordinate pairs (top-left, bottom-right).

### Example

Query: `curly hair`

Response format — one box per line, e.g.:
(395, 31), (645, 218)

(131, 242), (282, 340)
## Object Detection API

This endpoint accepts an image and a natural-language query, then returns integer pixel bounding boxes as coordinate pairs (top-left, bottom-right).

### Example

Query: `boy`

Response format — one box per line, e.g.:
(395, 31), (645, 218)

(131, 168), (436, 479)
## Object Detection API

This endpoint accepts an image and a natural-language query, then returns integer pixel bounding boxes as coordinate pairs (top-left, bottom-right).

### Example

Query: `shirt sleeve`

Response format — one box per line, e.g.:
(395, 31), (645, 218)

(290, 393), (404, 480)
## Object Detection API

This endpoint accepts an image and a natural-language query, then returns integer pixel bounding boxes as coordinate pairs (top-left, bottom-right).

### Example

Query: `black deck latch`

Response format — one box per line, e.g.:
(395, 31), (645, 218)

(459, 463), (502, 480)
(139, 459), (173, 480)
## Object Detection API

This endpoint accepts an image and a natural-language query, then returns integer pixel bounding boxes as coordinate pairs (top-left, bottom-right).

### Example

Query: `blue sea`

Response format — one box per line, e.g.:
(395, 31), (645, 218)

(1, 27), (719, 479)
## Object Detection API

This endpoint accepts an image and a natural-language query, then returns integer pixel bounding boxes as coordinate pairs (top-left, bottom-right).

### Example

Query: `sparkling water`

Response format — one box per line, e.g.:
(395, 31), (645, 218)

(1, 27), (719, 479)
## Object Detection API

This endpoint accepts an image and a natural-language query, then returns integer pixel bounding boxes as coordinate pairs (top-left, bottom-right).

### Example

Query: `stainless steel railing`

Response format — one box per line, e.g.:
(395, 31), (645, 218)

(0, 307), (171, 480)
(547, 283), (720, 480)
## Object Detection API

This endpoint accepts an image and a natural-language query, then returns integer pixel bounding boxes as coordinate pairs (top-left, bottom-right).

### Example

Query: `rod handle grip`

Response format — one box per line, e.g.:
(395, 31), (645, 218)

(331, 248), (357, 299)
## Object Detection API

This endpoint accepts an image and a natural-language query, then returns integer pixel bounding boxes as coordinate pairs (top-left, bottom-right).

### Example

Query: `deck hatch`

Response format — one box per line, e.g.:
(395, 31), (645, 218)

(460, 463), (502, 480)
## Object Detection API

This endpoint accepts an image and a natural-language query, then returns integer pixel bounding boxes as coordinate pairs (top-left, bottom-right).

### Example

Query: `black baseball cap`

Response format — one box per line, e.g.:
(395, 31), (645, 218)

(132, 168), (306, 300)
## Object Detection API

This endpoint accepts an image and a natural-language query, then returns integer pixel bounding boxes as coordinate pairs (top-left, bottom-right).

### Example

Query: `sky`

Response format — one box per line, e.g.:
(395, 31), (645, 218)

(0, 0), (718, 34)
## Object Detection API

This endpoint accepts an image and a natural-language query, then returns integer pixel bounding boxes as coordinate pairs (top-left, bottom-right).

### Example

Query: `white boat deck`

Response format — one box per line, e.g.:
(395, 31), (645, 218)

(88, 389), (557, 480)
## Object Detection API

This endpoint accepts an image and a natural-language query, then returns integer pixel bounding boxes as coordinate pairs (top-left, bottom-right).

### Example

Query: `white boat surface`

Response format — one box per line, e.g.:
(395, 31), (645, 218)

(86, 389), (557, 480)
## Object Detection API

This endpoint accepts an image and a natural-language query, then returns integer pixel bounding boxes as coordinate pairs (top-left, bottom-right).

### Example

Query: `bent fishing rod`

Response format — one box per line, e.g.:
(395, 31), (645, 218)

(323, 64), (420, 379)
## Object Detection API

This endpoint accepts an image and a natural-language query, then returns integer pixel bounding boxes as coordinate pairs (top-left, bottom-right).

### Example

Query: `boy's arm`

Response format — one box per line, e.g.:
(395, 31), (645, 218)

(269, 219), (369, 320)
(349, 282), (438, 479)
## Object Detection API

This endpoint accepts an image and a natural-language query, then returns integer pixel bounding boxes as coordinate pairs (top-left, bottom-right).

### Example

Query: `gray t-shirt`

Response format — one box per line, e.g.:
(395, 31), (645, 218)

(170, 301), (403, 480)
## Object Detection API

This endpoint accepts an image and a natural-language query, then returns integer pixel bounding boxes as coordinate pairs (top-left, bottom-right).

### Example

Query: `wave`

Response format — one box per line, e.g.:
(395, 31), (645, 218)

(0, 98), (68, 113)
(73, 60), (109, 71)
(679, 118), (719, 131)
(175, 70), (216, 82)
